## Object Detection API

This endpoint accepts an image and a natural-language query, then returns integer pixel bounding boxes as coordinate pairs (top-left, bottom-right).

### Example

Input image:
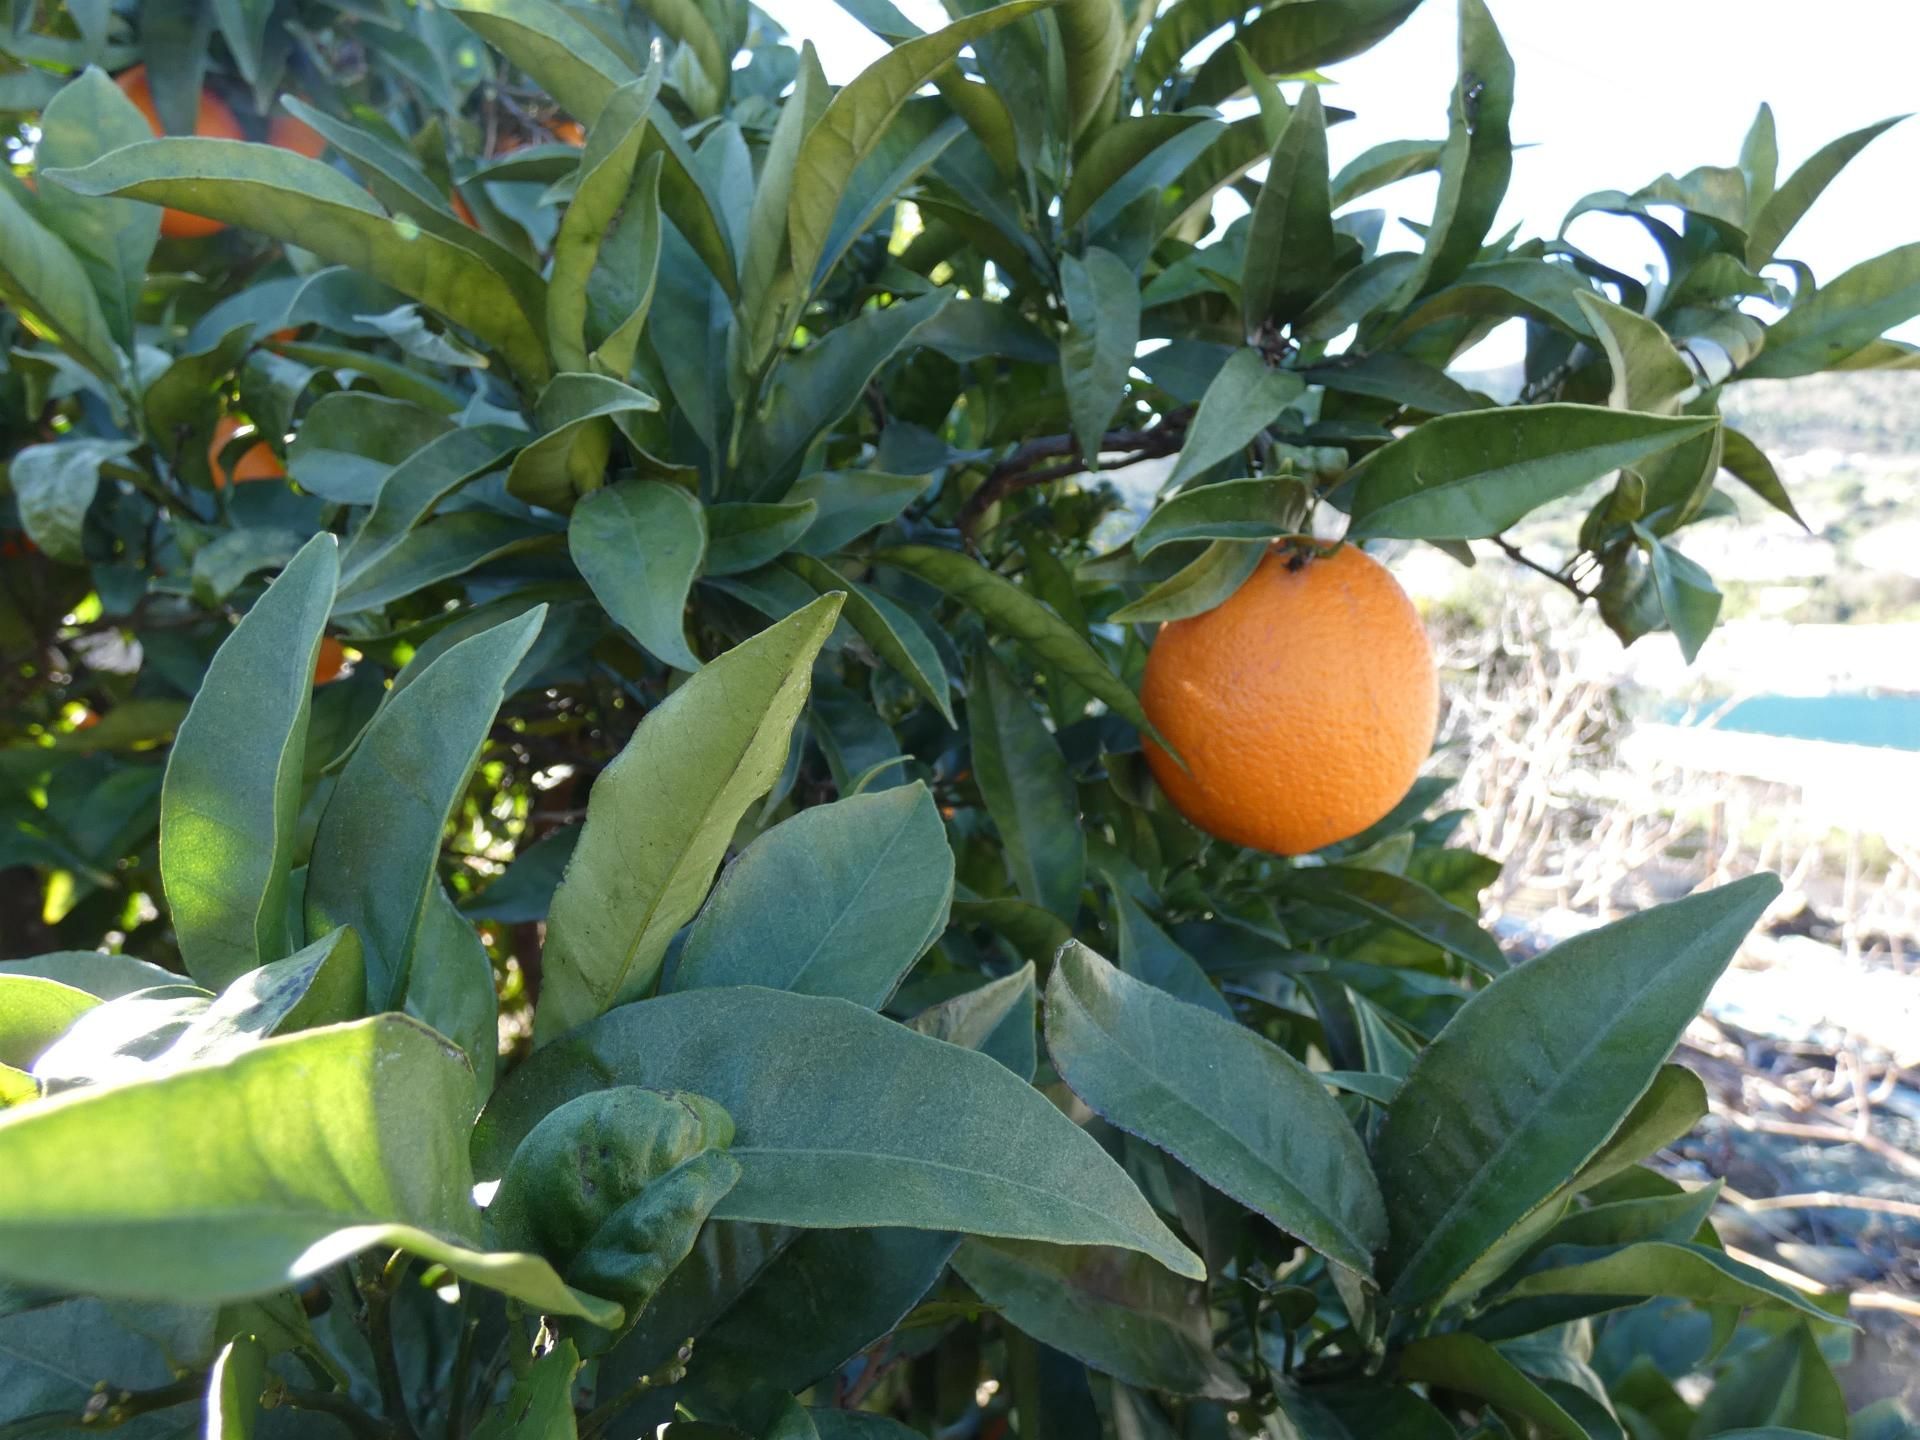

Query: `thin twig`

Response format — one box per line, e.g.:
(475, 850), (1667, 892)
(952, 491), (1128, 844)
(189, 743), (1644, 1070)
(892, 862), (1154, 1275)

(955, 409), (1194, 536)
(1730, 1190), (1920, 1222)
(1492, 535), (1590, 601)
(279, 1385), (398, 1440)
(359, 1253), (420, 1439)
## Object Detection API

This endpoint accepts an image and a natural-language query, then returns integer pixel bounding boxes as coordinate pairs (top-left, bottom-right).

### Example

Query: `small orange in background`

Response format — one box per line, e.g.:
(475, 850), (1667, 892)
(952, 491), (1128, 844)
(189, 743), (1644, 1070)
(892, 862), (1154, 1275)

(1140, 541), (1438, 856)
(313, 635), (348, 685)
(113, 65), (242, 238)
(268, 111), (327, 160)
(451, 189), (479, 228)
(207, 415), (284, 488)
(548, 119), (586, 146)
(71, 707), (102, 731)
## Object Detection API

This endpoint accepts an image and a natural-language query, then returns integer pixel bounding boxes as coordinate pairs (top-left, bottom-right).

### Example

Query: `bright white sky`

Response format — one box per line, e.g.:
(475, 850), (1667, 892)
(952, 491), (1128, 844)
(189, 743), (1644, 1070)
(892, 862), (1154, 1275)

(760, 0), (1920, 363)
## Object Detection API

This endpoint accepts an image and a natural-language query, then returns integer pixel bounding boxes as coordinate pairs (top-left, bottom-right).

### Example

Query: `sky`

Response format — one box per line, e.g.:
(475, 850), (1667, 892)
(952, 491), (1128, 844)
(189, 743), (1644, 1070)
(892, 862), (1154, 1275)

(759, 0), (1920, 363)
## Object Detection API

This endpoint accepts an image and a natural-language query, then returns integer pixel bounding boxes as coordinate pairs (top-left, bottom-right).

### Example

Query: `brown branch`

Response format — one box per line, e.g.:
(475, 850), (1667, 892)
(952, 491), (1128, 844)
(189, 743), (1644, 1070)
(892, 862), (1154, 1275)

(956, 409), (1194, 537)
(1493, 535), (1590, 601)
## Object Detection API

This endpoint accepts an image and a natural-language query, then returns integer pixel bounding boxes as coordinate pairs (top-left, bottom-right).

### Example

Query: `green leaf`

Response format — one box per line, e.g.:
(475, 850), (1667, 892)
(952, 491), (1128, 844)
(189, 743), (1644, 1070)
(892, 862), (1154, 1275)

(305, 609), (545, 1009)
(1062, 115), (1227, 233)
(1747, 114), (1907, 267)
(9, 439), (135, 565)
(0, 1016), (618, 1325)
(1500, 1241), (1843, 1325)
(672, 783), (953, 1009)
(1570, 1063), (1709, 1193)
(1634, 525), (1721, 664)
(705, 501), (819, 575)
(1057, 0), (1126, 136)
(1060, 247), (1140, 468)
(1164, 348), (1307, 492)
(910, 965), (1038, 1080)
(330, 512), (552, 616)
(1574, 293), (1694, 415)
(1279, 865), (1505, 976)
(206, 1334), (267, 1439)
(742, 291), (953, 495)
(0, 182), (124, 387)
(1104, 885), (1232, 1018)
(161, 535), (338, 992)
(787, 472), (927, 553)
(507, 372), (661, 511)
(0, 976), (99, 1069)
(48, 139), (553, 388)
(470, 1340), (580, 1440)
(1305, 352), (1491, 414)
(1393, 0), (1514, 304)
(953, 1237), (1247, 1399)
(338, 426), (524, 589)
(876, 545), (1157, 741)
(32, 68), (161, 349)
(551, 75), (660, 373)
(0, 952), (178, 1001)
(790, 558), (954, 724)
(786, 0), (1062, 284)
(1395, 1334), (1588, 1440)
(164, 930), (364, 1069)
(1691, 1325), (1847, 1439)
(1374, 874), (1781, 1309)
(535, 595), (843, 1044)
(405, 887), (498, 1110)
(1332, 138), (1445, 208)
(286, 393), (455, 504)
(1107, 539), (1266, 624)
(1386, 258), (1599, 347)
(474, 986), (1204, 1279)
(569, 480), (707, 672)
(1741, 242), (1920, 378)
(1740, 104), (1779, 219)
(1187, 0), (1422, 107)
(1243, 85), (1334, 333)
(970, 648), (1085, 920)
(1342, 405), (1719, 541)
(1135, 478), (1302, 557)
(189, 529), (305, 608)
(1045, 943), (1387, 1275)
(1719, 428), (1806, 530)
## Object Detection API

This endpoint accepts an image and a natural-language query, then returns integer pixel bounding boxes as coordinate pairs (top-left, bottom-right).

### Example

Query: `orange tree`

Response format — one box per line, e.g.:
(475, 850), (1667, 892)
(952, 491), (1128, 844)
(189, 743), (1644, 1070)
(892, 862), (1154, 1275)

(0, 1), (1914, 1435)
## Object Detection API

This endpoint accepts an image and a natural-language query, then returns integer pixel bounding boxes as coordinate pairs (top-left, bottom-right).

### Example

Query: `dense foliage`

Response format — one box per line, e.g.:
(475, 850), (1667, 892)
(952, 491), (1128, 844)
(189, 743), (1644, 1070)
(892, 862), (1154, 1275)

(1, 0), (1916, 1435)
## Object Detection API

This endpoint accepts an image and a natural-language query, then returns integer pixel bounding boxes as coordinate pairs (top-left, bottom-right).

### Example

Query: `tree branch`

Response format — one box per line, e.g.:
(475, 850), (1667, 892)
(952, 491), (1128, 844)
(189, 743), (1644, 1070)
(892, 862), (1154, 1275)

(956, 409), (1194, 537)
(1493, 535), (1590, 601)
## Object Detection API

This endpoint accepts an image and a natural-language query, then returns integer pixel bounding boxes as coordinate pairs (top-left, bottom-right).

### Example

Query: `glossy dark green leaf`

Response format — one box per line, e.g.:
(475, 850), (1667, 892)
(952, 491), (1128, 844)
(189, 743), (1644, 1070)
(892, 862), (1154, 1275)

(1501, 1241), (1841, 1325)
(32, 68), (161, 349)
(1343, 405), (1718, 541)
(1062, 114), (1226, 233)
(1388, 257), (1598, 346)
(1374, 874), (1780, 1308)
(1165, 349), (1307, 492)
(786, 472), (927, 553)
(1719, 428), (1807, 530)
(1570, 1063), (1708, 1193)
(1060, 247), (1140, 467)
(331, 512), (552, 615)
(1107, 539), (1267, 624)
(1135, 478), (1302, 557)
(475, 986), (1204, 1278)
(1243, 85), (1334, 333)
(1691, 1325), (1847, 1439)
(954, 1237), (1247, 1400)
(0, 1016), (616, 1324)
(1395, 1334), (1587, 1439)
(673, 783), (953, 1008)
(1394, 0), (1513, 303)
(970, 648), (1085, 921)
(306, 609), (545, 1009)
(48, 140), (551, 387)
(1280, 865), (1505, 976)
(1634, 525), (1721, 663)
(0, 182), (123, 387)
(876, 545), (1157, 740)
(1331, 138), (1445, 208)
(1747, 115), (1908, 267)
(339, 427), (525, 588)
(469, 1339), (580, 1440)
(743, 291), (952, 494)
(1742, 242), (1920, 378)
(910, 965), (1038, 1080)
(505, 372), (660, 511)
(0, 976), (98, 1069)
(405, 886), (498, 1108)
(786, 0), (1061, 283)
(161, 535), (338, 992)
(800, 562), (955, 723)
(570, 480), (707, 672)
(286, 393), (454, 505)
(0, 1297), (200, 1433)
(1105, 885), (1232, 1018)
(1187, 0), (1422, 107)
(536, 596), (843, 1044)
(0, 953), (178, 1001)
(1046, 943), (1387, 1275)
(9, 439), (134, 565)
(1305, 352), (1491, 414)
(704, 501), (819, 575)
(551, 75), (660, 372)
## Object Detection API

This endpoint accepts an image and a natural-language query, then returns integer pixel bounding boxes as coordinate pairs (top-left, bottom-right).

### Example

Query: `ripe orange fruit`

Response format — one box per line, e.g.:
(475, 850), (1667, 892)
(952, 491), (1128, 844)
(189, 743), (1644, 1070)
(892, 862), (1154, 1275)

(268, 111), (327, 160)
(1140, 542), (1438, 855)
(548, 119), (586, 146)
(313, 636), (348, 685)
(114, 65), (243, 238)
(207, 415), (284, 488)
